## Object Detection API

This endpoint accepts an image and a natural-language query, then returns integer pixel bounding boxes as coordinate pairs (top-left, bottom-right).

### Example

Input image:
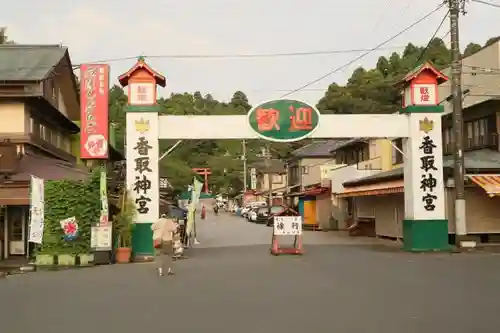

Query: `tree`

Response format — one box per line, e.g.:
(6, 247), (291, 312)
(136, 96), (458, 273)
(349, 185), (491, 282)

(0, 27), (15, 44)
(108, 86), (296, 194)
(463, 43), (482, 57)
(317, 37), (494, 116)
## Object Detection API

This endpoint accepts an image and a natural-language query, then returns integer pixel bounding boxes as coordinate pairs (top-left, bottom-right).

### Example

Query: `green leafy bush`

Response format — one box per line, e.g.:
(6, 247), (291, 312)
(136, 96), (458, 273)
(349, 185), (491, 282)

(114, 190), (137, 248)
(36, 169), (101, 255)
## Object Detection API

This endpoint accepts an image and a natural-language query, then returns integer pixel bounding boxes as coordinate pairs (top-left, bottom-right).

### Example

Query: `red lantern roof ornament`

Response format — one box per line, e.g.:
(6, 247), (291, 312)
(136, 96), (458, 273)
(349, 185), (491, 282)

(395, 61), (448, 88)
(118, 56), (166, 87)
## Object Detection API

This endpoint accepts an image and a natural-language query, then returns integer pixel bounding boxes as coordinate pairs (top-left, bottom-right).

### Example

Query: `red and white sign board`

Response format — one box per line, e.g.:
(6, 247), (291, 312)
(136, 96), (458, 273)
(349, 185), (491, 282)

(80, 64), (110, 159)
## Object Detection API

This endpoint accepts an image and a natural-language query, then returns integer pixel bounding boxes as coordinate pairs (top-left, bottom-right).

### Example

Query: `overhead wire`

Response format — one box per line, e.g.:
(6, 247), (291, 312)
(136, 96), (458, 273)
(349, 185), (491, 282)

(471, 0), (500, 8)
(279, 2), (447, 98)
(414, 9), (450, 65)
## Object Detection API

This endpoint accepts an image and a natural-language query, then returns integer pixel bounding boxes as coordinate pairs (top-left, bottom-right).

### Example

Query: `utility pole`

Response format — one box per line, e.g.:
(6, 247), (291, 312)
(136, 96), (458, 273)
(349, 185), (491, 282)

(449, 0), (467, 246)
(242, 140), (247, 192)
(265, 144), (272, 215)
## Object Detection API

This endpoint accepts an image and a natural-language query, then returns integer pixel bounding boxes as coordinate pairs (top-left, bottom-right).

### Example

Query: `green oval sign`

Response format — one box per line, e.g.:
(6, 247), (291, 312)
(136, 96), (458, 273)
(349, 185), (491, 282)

(247, 99), (320, 142)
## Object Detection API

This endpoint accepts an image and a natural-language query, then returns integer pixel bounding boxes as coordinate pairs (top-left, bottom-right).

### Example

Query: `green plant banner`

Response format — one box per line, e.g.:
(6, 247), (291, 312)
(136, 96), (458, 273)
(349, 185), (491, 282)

(36, 170), (101, 255)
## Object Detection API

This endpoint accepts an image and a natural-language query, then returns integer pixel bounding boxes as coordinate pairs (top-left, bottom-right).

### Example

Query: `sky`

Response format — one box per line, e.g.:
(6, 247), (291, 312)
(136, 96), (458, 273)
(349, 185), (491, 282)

(2, 0), (499, 105)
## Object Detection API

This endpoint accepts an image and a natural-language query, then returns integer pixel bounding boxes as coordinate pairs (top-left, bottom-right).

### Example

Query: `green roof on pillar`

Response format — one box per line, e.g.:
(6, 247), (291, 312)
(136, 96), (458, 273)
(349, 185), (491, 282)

(123, 105), (162, 113)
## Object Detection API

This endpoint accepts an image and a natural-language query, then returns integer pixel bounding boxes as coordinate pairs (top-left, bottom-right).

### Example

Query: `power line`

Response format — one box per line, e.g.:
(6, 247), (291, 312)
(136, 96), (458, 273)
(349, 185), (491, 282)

(414, 10), (450, 65)
(279, 2), (446, 98)
(471, 0), (500, 8)
(0, 45), (413, 74)
(71, 46), (408, 65)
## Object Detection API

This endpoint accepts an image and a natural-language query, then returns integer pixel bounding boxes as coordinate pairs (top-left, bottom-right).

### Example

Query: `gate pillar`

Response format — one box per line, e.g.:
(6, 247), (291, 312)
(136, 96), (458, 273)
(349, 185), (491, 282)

(119, 57), (166, 261)
(398, 63), (451, 251)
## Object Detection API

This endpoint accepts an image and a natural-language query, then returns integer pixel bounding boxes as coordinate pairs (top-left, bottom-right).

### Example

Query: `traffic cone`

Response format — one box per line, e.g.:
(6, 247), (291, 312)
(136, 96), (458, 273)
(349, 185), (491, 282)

(270, 235), (279, 255)
(295, 235), (303, 254)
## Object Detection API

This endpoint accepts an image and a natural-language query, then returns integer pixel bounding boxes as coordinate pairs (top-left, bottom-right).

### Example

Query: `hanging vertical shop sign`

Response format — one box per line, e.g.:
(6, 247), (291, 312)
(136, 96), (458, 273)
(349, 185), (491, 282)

(80, 64), (110, 159)
(126, 113), (159, 223)
(250, 168), (257, 190)
(28, 176), (45, 244)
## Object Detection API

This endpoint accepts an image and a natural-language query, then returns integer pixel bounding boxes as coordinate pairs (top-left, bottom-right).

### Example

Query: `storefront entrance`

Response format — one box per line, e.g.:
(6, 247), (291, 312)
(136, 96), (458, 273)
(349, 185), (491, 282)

(0, 206), (29, 260)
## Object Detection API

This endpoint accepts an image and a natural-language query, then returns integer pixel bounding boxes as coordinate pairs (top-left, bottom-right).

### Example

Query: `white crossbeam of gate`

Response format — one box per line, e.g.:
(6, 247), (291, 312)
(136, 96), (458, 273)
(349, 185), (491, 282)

(158, 114), (409, 140)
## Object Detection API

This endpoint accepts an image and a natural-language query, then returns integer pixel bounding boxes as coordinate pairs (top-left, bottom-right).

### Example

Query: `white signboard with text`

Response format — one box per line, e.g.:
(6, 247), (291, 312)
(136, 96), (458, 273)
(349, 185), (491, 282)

(90, 225), (113, 251)
(126, 112), (159, 223)
(129, 83), (155, 105)
(273, 216), (302, 236)
(405, 114), (445, 220)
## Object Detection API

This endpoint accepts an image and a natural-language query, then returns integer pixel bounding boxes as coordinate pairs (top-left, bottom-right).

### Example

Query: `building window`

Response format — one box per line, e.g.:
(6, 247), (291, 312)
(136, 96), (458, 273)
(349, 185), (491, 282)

(391, 138), (403, 165)
(39, 124), (46, 140)
(301, 166), (309, 175)
(30, 118), (42, 137)
(465, 118), (490, 149)
(62, 136), (71, 152)
(479, 118), (487, 145)
(358, 145), (369, 162)
(466, 122), (473, 149)
(8, 206), (24, 242)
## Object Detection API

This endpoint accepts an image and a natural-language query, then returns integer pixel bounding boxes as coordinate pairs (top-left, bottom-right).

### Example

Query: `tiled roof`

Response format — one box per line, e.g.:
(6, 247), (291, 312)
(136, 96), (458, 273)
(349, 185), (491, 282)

(249, 159), (285, 174)
(443, 149), (500, 170)
(291, 140), (347, 158)
(329, 139), (364, 153)
(11, 153), (88, 182)
(0, 44), (68, 81)
(343, 149), (500, 186)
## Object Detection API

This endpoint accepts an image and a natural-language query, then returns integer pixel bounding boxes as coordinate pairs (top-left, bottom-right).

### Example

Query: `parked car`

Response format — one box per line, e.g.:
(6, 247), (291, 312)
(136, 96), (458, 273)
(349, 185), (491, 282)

(241, 201), (266, 218)
(168, 205), (188, 224)
(247, 207), (260, 222)
(255, 205), (287, 224)
(265, 206), (300, 226)
(241, 205), (252, 218)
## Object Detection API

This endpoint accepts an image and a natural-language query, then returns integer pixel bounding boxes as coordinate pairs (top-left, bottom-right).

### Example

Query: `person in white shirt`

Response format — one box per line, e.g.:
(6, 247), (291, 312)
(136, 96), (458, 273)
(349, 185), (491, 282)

(151, 214), (178, 276)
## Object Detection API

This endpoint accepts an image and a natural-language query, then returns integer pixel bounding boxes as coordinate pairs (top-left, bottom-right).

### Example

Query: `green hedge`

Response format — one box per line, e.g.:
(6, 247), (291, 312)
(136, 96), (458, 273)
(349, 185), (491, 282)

(36, 169), (101, 255)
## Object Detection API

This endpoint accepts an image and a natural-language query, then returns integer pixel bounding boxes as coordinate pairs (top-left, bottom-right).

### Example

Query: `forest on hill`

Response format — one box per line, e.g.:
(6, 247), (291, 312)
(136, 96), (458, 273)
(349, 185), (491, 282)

(108, 36), (499, 194)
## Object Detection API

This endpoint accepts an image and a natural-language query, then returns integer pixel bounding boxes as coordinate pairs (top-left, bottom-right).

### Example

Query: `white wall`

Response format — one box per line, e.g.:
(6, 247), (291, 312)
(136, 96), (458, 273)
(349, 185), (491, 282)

(329, 164), (380, 194)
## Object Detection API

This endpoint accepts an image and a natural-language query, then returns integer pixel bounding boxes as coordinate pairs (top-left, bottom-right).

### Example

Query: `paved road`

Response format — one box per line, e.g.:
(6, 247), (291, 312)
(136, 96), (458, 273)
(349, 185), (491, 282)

(1, 212), (499, 333)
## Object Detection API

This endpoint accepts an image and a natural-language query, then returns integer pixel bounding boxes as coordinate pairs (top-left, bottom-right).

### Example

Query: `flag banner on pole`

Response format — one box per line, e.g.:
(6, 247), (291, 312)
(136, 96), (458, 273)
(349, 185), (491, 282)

(28, 175), (45, 244)
(186, 177), (203, 236)
(99, 171), (109, 225)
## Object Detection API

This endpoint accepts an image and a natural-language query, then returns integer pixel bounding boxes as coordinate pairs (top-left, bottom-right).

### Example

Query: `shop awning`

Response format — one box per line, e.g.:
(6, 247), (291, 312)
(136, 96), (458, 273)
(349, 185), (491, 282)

(468, 175), (500, 197)
(286, 186), (330, 197)
(336, 179), (404, 198)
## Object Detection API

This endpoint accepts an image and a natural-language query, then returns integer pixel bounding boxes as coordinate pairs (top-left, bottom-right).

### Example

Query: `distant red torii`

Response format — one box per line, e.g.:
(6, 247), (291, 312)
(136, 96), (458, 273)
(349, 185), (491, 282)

(192, 168), (211, 193)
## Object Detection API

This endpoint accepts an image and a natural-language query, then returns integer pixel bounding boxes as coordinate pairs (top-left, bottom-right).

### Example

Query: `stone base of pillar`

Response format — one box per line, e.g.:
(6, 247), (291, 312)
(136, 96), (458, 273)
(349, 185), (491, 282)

(132, 223), (154, 259)
(402, 219), (451, 252)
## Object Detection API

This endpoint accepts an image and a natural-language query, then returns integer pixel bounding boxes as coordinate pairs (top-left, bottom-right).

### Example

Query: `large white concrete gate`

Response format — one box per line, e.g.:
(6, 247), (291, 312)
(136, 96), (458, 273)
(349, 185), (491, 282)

(122, 59), (449, 258)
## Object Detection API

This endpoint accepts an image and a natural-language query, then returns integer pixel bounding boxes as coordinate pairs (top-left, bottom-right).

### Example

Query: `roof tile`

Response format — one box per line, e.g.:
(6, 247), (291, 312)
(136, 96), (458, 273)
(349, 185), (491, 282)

(0, 45), (67, 81)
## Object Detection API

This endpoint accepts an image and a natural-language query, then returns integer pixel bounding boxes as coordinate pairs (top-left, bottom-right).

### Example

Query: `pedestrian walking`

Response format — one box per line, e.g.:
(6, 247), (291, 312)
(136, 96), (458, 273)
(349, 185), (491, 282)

(201, 205), (206, 220)
(151, 214), (178, 277)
